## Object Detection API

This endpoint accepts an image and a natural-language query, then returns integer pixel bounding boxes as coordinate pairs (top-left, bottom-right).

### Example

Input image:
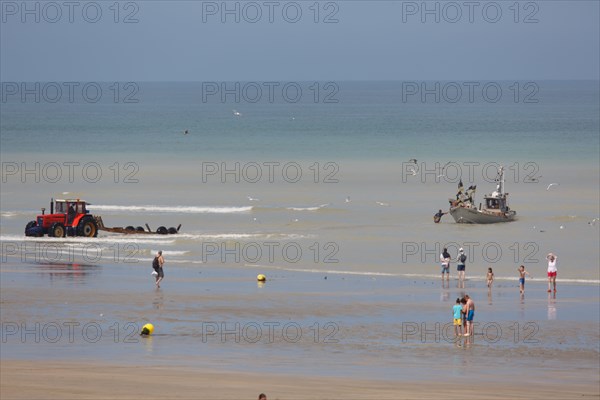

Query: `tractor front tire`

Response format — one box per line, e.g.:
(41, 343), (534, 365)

(77, 217), (98, 237)
(25, 220), (43, 237)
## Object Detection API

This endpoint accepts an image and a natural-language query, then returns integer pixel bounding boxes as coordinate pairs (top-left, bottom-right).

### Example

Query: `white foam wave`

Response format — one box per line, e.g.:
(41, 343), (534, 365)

(286, 203), (330, 211)
(0, 234), (175, 245)
(149, 249), (189, 256)
(243, 265), (600, 284)
(175, 233), (315, 240)
(88, 205), (253, 214)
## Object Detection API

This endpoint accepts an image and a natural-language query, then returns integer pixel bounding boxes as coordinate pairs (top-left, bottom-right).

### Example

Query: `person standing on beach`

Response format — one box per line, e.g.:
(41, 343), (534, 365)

(453, 298), (463, 337)
(547, 253), (558, 292)
(154, 250), (165, 288)
(440, 248), (451, 281)
(517, 265), (531, 294)
(456, 248), (467, 283)
(464, 294), (475, 336)
(460, 297), (467, 334)
(487, 267), (494, 288)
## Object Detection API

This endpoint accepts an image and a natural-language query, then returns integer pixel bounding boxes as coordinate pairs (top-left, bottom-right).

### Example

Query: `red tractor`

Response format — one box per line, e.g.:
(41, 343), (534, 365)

(25, 198), (98, 237)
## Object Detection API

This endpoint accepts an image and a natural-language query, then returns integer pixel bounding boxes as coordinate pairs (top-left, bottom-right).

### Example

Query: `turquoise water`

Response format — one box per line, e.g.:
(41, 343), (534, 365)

(1, 81), (598, 161)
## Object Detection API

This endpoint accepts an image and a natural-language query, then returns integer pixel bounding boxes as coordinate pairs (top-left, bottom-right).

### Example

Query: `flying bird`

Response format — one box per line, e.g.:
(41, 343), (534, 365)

(233, 110), (242, 117)
(546, 183), (559, 191)
(408, 159), (417, 164)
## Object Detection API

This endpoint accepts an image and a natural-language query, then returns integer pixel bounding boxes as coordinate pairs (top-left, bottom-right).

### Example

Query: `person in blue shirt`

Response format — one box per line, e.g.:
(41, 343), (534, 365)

(453, 298), (463, 337)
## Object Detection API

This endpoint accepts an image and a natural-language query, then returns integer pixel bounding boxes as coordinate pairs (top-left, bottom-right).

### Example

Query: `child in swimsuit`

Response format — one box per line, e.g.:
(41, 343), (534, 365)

(453, 298), (463, 337)
(517, 265), (531, 294)
(487, 267), (494, 288)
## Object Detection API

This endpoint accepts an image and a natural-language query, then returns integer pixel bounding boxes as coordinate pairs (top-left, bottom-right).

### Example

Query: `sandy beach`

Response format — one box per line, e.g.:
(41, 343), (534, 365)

(2, 359), (599, 400)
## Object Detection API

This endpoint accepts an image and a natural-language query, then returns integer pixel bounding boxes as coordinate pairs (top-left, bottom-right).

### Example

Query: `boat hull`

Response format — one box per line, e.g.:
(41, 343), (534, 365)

(449, 206), (516, 224)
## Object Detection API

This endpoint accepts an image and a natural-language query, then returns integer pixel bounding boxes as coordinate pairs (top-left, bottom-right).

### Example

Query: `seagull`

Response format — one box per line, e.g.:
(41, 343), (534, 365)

(247, 196), (260, 202)
(437, 174), (446, 178)
(546, 183), (559, 191)
(408, 159), (417, 164)
(376, 201), (390, 207)
(588, 218), (598, 226)
(345, 196), (351, 203)
(441, 161), (452, 171)
(183, 129), (189, 135)
(233, 110), (242, 117)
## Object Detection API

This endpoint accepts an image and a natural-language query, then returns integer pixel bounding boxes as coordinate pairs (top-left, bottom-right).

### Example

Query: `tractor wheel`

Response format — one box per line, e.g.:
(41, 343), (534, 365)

(168, 227), (178, 234)
(156, 226), (168, 235)
(25, 220), (42, 236)
(125, 226), (135, 232)
(49, 223), (66, 238)
(136, 226), (145, 232)
(77, 217), (98, 237)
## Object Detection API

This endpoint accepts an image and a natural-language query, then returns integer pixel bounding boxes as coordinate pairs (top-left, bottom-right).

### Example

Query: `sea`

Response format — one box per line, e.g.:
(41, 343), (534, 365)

(1, 80), (599, 381)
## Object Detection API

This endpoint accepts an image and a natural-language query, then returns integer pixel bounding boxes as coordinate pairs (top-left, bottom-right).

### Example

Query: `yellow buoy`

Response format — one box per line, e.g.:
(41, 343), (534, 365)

(257, 274), (266, 282)
(141, 323), (154, 336)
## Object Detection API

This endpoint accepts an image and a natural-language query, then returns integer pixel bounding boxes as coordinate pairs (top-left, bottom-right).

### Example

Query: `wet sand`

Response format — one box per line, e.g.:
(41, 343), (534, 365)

(1, 359), (598, 400)
(1, 261), (599, 399)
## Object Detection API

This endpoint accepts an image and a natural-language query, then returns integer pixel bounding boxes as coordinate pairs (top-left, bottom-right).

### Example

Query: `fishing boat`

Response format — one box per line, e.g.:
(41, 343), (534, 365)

(448, 166), (517, 224)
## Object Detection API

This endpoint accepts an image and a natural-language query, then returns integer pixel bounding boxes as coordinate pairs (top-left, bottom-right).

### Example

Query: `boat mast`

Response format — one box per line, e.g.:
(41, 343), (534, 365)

(496, 166), (505, 196)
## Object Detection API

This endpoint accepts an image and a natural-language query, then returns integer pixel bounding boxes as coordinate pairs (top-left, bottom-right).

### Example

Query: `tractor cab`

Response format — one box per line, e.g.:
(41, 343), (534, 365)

(25, 198), (98, 237)
(54, 199), (89, 222)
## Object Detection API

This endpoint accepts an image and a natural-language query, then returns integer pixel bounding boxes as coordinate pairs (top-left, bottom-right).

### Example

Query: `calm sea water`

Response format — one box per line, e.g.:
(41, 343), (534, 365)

(1, 80), (599, 160)
(1, 81), (599, 281)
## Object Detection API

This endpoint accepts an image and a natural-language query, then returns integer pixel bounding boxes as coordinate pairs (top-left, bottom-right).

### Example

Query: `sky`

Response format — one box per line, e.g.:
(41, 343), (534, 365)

(1, 0), (599, 81)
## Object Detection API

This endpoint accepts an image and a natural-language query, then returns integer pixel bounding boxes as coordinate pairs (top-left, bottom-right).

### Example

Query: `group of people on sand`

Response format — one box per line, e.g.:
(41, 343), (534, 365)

(439, 247), (468, 283)
(452, 294), (475, 337)
(440, 248), (558, 294)
(516, 253), (558, 294)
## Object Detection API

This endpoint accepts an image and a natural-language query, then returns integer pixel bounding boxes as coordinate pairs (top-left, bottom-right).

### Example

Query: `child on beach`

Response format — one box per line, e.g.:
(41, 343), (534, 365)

(463, 294), (475, 336)
(453, 298), (463, 337)
(460, 297), (467, 334)
(487, 268), (494, 288)
(517, 265), (531, 294)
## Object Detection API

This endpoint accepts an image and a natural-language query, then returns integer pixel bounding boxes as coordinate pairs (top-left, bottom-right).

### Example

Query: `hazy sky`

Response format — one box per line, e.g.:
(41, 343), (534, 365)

(1, 1), (599, 81)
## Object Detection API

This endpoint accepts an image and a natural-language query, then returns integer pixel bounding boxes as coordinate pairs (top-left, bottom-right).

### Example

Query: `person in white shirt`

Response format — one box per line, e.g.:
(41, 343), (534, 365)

(546, 253), (558, 292)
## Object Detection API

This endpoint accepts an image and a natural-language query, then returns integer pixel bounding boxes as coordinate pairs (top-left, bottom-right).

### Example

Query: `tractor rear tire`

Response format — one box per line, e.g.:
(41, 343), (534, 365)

(125, 226), (135, 232)
(77, 217), (98, 237)
(49, 223), (66, 238)
(156, 226), (168, 235)
(136, 226), (145, 232)
(168, 227), (178, 234)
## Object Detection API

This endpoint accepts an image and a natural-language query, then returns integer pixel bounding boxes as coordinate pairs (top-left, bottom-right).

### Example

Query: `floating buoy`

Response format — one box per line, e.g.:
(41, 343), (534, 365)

(257, 274), (266, 282)
(141, 323), (154, 336)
